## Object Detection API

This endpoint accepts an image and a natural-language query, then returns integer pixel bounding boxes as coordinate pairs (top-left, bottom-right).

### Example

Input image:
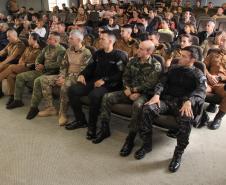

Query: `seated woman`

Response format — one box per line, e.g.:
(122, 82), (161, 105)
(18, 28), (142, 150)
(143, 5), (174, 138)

(131, 23), (148, 41)
(184, 23), (197, 36)
(0, 32), (41, 105)
(19, 20), (32, 40)
(106, 17), (119, 31)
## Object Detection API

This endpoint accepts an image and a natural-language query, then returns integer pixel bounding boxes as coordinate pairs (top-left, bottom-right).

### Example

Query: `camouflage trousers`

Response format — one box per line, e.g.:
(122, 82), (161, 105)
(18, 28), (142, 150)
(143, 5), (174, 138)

(140, 99), (193, 153)
(32, 74), (77, 114)
(14, 70), (43, 101)
(99, 91), (148, 132)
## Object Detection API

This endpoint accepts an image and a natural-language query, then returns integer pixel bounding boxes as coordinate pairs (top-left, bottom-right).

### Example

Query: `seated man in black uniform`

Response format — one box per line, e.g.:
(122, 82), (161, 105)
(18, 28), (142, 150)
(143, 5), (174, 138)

(137, 46), (207, 172)
(65, 30), (128, 140)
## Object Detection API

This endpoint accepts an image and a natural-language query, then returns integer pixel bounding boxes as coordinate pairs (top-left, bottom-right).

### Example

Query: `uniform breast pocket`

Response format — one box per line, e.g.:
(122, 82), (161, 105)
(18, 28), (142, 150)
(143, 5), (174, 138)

(45, 53), (56, 60)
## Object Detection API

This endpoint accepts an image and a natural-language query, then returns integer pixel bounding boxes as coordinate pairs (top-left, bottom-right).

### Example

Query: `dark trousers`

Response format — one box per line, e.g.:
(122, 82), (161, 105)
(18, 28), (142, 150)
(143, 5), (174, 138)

(140, 99), (193, 154)
(68, 82), (109, 128)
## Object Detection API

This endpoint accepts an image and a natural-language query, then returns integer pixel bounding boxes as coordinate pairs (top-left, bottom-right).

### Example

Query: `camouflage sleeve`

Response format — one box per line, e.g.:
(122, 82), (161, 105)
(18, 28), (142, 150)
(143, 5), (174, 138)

(80, 49), (92, 72)
(35, 47), (47, 65)
(154, 73), (168, 95)
(134, 61), (162, 94)
(186, 70), (207, 104)
(44, 48), (66, 70)
(122, 60), (133, 88)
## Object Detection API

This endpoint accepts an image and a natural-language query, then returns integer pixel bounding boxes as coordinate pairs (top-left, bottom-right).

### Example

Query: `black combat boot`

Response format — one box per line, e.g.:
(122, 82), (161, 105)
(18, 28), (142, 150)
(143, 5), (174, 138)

(198, 110), (210, 128)
(208, 111), (225, 130)
(92, 121), (111, 144)
(120, 132), (136, 157)
(206, 103), (217, 113)
(134, 132), (152, 160)
(86, 126), (96, 140)
(168, 147), (183, 173)
(65, 113), (87, 130)
(26, 107), (39, 120)
(6, 100), (24, 109)
(6, 95), (14, 106)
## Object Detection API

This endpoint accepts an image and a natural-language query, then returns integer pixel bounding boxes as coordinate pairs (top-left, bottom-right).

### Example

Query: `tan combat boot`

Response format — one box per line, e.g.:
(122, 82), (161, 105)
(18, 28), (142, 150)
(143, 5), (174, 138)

(58, 114), (68, 126)
(38, 106), (57, 117)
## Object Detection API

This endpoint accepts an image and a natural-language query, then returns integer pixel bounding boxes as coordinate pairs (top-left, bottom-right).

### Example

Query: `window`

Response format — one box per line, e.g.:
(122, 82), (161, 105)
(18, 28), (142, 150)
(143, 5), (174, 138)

(83, 0), (101, 5)
(48, 0), (69, 11)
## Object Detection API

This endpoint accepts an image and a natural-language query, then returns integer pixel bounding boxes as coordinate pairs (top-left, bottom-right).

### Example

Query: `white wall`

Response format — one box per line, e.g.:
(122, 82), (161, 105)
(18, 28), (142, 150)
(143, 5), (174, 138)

(0, 0), (8, 14)
(17, 0), (49, 11)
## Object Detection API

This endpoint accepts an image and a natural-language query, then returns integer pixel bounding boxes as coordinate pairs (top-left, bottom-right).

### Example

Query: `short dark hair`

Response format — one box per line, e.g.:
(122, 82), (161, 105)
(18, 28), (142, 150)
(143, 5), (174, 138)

(30, 32), (40, 41)
(182, 46), (199, 61)
(101, 30), (117, 43)
(180, 33), (193, 43)
(49, 31), (61, 37)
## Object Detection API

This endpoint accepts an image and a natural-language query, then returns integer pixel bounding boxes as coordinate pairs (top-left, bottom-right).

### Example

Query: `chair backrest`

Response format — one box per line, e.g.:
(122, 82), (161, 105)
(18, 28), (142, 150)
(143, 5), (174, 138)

(194, 61), (205, 73)
(190, 45), (204, 62)
(207, 8), (218, 17)
(153, 54), (165, 71)
(159, 32), (174, 43)
(217, 21), (226, 31)
(192, 35), (199, 46)
(85, 45), (97, 56)
(193, 8), (206, 17)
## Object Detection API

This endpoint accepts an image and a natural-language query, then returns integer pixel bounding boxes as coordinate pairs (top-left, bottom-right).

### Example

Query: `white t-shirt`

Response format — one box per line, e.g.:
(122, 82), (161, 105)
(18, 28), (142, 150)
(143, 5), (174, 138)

(34, 27), (46, 38)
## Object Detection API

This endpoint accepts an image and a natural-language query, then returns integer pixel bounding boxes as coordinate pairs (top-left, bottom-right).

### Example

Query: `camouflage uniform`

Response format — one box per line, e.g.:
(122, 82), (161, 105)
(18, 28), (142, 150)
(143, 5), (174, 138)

(99, 56), (162, 132)
(114, 38), (139, 59)
(140, 65), (206, 155)
(14, 44), (65, 104)
(40, 46), (92, 114)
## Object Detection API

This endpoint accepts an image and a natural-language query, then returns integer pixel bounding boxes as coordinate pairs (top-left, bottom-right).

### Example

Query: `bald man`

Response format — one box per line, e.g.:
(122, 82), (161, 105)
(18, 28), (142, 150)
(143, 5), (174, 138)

(0, 29), (25, 72)
(93, 40), (162, 148)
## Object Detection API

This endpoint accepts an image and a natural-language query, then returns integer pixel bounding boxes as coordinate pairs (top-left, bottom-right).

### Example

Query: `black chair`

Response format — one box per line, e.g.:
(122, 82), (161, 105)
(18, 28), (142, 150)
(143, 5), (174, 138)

(217, 21), (226, 31)
(85, 45), (97, 56)
(153, 54), (165, 70)
(159, 32), (174, 43)
(190, 45), (203, 62)
(192, 35), (199, 46)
